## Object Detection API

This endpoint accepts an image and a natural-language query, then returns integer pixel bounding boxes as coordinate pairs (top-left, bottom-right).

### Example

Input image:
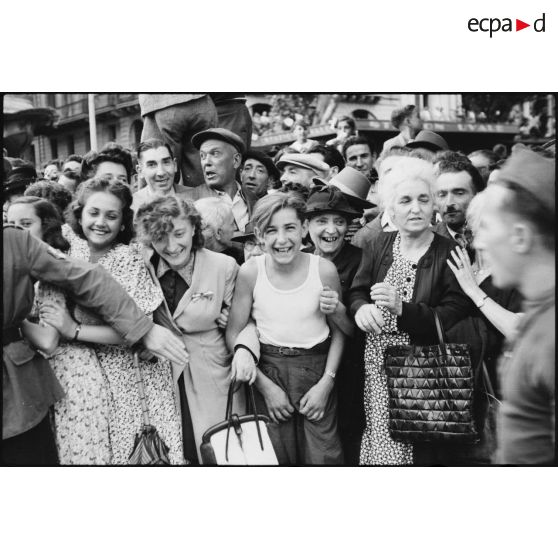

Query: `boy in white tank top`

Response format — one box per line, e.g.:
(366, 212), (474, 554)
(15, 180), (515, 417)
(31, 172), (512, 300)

(226, 193), (345, 464)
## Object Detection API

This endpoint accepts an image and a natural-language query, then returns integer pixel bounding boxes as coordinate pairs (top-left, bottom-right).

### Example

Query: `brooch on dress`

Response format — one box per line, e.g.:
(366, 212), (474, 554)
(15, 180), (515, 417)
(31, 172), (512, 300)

(191, 291), (214, 302)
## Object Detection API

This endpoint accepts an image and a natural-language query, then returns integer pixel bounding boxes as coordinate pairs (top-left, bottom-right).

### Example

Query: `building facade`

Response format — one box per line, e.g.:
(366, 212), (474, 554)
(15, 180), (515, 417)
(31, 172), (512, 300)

(31, 94), (142, 168)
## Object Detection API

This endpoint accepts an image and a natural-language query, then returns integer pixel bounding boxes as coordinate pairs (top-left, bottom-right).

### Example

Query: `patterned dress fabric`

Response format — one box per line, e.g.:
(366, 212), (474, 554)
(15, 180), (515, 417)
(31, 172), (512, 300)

(360, 234), (416, 465)
(54, 236), (184, 464)
(31, 282), (112, 465)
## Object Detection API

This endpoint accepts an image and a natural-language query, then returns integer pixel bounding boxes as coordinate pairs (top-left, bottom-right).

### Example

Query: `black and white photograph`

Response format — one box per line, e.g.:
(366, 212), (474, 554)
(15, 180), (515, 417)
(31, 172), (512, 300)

(3, 92), (555, 467)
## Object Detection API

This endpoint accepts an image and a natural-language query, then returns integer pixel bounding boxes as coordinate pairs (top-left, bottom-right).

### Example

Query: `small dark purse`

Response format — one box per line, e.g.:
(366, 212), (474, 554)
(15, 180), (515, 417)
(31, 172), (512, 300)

(384, 310), (479, 444)
(128, 353), (171, 465)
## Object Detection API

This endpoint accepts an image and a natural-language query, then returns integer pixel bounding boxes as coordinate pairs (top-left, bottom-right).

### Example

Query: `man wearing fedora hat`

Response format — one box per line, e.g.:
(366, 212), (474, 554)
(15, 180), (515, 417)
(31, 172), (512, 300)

(187, 128), (258, 233)
(406, 130), (449, 159)
(381, 105), (423, 156)
(276, 153), (330, 192)
(240, 149), (280, 199)
(473, 148), (555, 465)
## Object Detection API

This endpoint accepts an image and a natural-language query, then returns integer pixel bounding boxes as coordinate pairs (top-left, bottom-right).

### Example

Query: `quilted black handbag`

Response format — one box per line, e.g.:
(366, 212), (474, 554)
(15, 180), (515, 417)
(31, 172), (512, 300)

(384, 310), (479, 444)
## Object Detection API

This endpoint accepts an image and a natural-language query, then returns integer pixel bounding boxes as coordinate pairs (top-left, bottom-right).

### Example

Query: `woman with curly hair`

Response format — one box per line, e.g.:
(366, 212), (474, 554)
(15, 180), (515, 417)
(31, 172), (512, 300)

(40, 177), (184, 464)
(135, 196), (242, 464)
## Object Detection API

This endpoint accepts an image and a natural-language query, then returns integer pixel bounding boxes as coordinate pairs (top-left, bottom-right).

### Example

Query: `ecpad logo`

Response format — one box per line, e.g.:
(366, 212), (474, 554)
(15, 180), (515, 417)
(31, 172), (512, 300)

(468, 13), (546, 37)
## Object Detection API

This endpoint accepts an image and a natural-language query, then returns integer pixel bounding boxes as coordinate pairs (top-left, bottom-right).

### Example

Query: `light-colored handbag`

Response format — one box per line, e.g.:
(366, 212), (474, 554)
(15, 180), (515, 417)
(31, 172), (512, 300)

(200, 379), (278, 465)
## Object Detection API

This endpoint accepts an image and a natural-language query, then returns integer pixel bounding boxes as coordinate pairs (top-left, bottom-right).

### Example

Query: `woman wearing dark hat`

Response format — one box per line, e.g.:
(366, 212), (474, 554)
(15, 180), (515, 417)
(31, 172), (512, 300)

(303, 185), (366, 464)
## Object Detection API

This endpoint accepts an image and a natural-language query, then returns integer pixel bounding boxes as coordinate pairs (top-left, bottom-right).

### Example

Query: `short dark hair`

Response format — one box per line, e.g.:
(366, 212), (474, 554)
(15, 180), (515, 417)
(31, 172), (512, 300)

(68, 177), (134, 245)
(24, 179), (73, 218)
(81, 142), (134, 183)
(391, 105), (416, 129)
(436, 154), (485, 193)
(336, 116), (356, 134)
(342, 135), (376, 159)
(64, 154), (83, 165)
(135, 196), (204, 250)
(252, 192), (306, 237)
(308, 144), (346, 171)
(136, 138), (175, 161)
(9, 195), (70, 252)
(499, 180), (554, 251)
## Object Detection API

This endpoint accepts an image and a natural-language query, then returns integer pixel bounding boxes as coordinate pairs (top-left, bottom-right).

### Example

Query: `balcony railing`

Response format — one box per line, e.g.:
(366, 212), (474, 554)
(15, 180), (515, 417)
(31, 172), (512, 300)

(55, 94), (139, 121)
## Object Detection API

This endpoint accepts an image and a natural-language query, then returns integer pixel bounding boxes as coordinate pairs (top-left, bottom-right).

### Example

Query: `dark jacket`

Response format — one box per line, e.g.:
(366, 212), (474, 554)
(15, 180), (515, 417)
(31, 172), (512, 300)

(349, 231), (474, 345)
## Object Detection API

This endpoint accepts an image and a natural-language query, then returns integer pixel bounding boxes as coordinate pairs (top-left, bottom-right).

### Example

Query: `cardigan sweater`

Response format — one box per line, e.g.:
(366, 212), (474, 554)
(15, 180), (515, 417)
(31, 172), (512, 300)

(348, 231), (474, 345)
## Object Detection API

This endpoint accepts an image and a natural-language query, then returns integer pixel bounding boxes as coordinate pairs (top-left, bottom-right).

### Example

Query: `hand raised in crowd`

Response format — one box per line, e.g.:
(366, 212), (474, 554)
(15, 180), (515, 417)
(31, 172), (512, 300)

(299, 377), (334, 422)
(447, 246), (484, 299)
(142, 324), (189, 366)
(231, 347), (257, 385)
(260, 380), (295, 423)
(370, 282), (402, 316)
(354, 303), (385, 333)
(39, 300), (77, 340)
(319, 285), (339, 315)
(216, 306), (230, 329)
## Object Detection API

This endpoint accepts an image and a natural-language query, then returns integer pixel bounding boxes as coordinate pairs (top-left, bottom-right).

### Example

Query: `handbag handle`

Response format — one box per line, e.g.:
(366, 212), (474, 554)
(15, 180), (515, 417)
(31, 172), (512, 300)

(432, 309), (446, 351)
(224, 377), (265, 461)
(133, 352), (151, 427)
(481, 361), (501, 404)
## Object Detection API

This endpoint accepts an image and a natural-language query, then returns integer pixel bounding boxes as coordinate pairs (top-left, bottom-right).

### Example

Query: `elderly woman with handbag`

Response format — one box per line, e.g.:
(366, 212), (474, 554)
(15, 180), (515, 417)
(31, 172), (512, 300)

(135, 196), (244, 464)
(348, 157), (473, 465)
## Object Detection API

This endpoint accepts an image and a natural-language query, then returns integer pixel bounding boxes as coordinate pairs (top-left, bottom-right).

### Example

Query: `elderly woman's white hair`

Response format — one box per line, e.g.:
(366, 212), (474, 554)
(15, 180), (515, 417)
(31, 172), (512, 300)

(378, 157), (436, 212)
(194, 197), (233, 233)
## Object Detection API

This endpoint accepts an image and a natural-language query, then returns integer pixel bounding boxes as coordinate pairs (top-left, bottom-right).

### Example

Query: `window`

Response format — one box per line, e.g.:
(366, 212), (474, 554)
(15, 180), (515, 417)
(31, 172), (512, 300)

(67, 135), (75, 155)
(50, 138), (58, 159)
(108, 124), (117, 143)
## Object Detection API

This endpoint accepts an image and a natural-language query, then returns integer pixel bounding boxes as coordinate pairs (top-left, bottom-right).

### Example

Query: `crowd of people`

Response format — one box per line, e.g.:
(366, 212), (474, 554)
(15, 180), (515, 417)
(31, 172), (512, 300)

(2, 98), (555, 466)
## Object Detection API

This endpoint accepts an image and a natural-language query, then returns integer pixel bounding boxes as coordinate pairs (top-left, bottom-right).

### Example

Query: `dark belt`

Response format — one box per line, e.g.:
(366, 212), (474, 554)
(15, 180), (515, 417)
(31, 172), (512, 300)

(260, 338), (330, 357)
(3, 325), (23, 346)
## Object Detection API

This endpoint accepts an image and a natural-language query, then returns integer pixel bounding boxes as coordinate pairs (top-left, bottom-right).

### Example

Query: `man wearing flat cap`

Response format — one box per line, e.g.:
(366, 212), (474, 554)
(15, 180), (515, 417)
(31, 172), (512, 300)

(474, 148), (555, 465)
(276, 153), (330, 191)
(187, 128), (258, 233)
(240, 149), (279, 199)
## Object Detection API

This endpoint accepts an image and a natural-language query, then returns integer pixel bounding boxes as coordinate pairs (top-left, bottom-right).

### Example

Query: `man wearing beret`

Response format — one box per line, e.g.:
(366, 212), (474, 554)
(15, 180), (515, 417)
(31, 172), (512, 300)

(240, 149), (280, 199)
(474, 148), (555, 465)
(187, 128), (258, 233)
(276, 153), (330, 191)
